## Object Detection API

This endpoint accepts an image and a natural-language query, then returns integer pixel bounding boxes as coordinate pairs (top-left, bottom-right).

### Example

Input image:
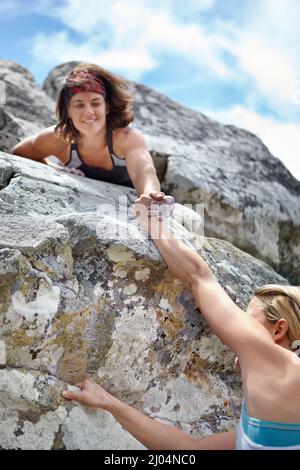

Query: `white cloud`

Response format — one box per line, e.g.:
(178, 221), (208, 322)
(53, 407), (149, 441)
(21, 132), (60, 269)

(31, 31), (157, 79)
(219, 0), (300, 119)
(24, 0), (300, 180)
(204, 105), (300, 182)
(28, 0), (300, 118)
(0, 0), (56, 15)
(29, 0), (235, 81)
(231, 37), (298, 109)
(248, 0), (300, 52)
(167, 0), (216, 12)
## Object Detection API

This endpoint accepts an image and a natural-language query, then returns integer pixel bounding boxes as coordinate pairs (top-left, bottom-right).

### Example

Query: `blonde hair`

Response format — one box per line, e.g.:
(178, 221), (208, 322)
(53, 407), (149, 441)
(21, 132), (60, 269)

(255, 284), (300, 346)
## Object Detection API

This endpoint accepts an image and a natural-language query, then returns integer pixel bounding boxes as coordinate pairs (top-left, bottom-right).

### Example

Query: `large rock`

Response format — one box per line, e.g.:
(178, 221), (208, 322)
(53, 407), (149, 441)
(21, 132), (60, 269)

(42, 61), (80, 102)
(0, 152), (287, 449)
(125, 86), (300, 285)
(0, 61), (55, 153)
(42, 62), (300, 284)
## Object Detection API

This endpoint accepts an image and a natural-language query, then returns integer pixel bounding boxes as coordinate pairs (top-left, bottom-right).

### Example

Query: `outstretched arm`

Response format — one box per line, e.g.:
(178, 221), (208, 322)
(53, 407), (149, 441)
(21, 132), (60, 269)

(12, 127), (66, 164)
(62, 380), (236, 450)
(12, 134), (46, 162)
(121, 128), (161, 197)
(119, 128), (174, 218)
(12, 128), (85, 175)
(134, 198), (272, 357)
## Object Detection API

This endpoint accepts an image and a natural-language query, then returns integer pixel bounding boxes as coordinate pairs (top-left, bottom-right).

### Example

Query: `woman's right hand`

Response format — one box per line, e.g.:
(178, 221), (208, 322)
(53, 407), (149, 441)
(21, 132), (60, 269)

(62, 379), (117, 410)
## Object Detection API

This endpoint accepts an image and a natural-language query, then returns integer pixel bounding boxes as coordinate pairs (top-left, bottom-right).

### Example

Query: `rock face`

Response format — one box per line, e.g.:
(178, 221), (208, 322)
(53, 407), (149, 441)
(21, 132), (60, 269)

(42, 62), (300, 284)
(0, 152), (287, 449)
(1, 59), (299, 282)
(42, 61), (79, 102)
(0, 60), (297, 449)
(0, 61), (55, 154)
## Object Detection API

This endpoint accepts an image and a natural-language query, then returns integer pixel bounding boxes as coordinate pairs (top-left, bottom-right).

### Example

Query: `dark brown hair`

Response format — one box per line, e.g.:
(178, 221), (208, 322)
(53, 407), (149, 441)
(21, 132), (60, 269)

(54, 63), (134, 143)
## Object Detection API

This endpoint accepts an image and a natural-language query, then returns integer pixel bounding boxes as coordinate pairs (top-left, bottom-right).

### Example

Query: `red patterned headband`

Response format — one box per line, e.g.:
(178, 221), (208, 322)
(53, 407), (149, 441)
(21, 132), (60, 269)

(66, 70), (107, 98)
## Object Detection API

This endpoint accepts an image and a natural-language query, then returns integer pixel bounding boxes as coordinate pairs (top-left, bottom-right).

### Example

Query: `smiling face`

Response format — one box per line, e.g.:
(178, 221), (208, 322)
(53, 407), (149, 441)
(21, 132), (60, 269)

(68, 91), (109, 135)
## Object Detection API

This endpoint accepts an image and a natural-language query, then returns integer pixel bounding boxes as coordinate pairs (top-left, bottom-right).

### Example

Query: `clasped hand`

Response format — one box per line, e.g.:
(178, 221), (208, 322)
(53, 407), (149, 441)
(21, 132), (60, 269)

(136, 192), (175, 221)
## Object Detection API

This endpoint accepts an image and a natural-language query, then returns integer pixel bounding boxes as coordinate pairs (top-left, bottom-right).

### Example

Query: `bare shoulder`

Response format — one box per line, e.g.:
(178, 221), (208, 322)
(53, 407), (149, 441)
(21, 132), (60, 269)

(34, 126), (67, 150)
(238, 325), (289, 378)
(113, 127), (146, 153)
(13, 125), (69, 162)
(33, 126), (69, 162)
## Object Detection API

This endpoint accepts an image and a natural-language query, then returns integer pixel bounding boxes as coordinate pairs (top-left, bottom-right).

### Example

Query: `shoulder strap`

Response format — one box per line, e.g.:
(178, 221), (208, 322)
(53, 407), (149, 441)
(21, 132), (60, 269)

(107, 126), (114, 156)
(66, 142), (76, 164)
(67, 142), (83, 168)
(107, 126), (126, 166)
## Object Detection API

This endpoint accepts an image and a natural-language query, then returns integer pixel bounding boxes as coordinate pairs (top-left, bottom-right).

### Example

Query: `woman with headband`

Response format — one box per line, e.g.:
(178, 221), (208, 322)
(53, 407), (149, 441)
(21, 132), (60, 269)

(12, 63), (174, 214)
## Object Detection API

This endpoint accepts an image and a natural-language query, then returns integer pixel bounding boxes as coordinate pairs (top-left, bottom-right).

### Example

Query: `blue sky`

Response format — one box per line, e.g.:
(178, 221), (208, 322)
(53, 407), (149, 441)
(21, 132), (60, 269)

(1, 0), (300, 180)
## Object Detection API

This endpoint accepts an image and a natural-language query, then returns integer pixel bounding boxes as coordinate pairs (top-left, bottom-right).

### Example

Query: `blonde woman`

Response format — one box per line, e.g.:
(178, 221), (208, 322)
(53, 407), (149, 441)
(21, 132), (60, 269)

(12, 63), (174, 214)
(62, 198), (300, 450)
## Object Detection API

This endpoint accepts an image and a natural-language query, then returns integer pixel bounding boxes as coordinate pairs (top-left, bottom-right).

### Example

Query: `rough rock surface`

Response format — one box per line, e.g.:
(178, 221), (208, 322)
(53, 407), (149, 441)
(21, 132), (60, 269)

(0, 61), (55, 154)
(1, 59), (299, 282)
(0, 152), (287, 449)
(42, 63), (300, 284)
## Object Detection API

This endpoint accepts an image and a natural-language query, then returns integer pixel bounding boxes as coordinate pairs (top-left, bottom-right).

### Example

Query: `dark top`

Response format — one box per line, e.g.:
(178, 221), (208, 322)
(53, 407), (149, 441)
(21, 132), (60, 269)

(66, 127), (134, 187)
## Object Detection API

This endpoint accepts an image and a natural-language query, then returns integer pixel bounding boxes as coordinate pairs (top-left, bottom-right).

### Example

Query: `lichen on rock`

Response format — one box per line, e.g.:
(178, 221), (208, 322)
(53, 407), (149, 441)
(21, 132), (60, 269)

(0, 60), (294, 449)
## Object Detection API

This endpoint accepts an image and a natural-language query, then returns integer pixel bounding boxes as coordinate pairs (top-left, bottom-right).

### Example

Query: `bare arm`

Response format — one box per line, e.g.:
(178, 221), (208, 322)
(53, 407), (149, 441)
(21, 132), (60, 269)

(12, 127), (67, 164)
(63, 380), (236, 450)
(110, 401), (235, 450)
(12, 135), (46, 162)
(134, 201), (273, 357)
(120, 128), (161, 196)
